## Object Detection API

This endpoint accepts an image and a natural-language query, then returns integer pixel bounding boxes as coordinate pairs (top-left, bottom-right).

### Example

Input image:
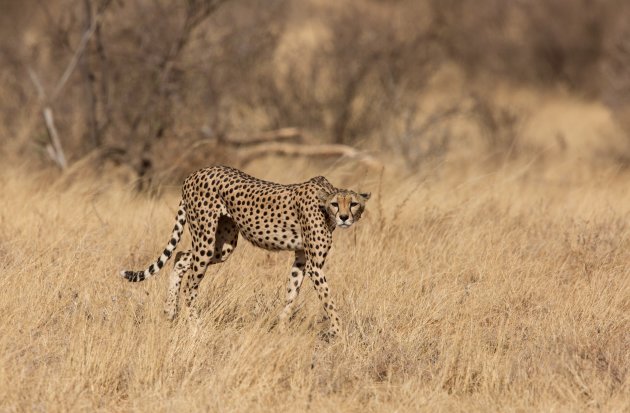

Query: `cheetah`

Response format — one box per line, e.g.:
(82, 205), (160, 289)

(120, 165), (370, 337)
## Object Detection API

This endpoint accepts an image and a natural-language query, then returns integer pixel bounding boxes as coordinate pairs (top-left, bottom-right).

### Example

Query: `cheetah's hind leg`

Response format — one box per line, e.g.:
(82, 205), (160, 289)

(164, 250), (192, 320)
(182, 215), (239, 320)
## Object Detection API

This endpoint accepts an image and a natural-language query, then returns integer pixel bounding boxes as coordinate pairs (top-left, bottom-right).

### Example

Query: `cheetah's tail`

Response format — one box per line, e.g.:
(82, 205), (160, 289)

(120, 200), (187, 282)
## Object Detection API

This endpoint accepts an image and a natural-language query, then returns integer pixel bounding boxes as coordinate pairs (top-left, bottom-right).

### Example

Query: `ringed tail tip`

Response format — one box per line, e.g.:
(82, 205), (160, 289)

(120, 270), (145, 282)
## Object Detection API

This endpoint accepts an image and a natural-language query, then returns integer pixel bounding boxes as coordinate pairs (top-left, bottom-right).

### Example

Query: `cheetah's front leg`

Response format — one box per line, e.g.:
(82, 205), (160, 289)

(279, 250), (306, 327)
(305, 261), (341, 338)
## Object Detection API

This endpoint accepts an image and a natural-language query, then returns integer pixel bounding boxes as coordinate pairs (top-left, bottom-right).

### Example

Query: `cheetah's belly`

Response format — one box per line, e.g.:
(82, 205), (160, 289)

(236, 221), (303, 251)
(223, 194), (304, 251)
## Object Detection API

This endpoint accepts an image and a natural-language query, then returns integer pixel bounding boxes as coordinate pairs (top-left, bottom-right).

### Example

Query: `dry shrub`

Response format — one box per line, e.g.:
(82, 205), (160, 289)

(4, 0), (630, 179)
(0, 0), (497, 180)
(431, 0), (628, 93)
(265, 0), (436, 145)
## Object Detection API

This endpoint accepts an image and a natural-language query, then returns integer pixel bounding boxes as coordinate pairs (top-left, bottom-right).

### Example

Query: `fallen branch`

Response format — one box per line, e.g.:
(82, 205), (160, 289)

(239, 142), (381, 168)
(201, 126), (304, 146)
(155, 127), (380, 179)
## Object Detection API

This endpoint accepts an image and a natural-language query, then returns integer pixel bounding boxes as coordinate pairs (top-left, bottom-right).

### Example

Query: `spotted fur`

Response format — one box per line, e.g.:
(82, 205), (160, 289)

(120, 165), (370, 337)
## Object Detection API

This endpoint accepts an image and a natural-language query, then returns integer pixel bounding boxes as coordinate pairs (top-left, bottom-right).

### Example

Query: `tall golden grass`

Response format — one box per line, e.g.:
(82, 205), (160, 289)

(1, 158), (628, 412)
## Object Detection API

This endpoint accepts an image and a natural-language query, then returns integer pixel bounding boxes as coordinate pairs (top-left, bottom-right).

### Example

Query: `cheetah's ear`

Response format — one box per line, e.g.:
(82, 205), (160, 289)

(317, 190), (331, 205)
(359, 192), (371, 201)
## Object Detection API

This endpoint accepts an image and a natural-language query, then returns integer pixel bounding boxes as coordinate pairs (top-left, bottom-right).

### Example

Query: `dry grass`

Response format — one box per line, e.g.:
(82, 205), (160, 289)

(1, 159), (629, 412)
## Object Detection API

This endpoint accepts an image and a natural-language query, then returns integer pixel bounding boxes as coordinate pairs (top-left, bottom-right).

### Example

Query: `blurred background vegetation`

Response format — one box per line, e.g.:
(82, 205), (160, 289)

(2, 0), (630, 188)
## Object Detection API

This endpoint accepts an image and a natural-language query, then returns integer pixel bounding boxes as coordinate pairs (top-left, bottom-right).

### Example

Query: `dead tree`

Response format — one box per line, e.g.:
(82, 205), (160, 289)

(27, 0), (112, 170)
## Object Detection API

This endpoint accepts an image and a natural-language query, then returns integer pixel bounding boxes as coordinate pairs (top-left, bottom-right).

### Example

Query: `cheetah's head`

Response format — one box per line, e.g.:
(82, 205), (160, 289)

(318, 190), (371, 228)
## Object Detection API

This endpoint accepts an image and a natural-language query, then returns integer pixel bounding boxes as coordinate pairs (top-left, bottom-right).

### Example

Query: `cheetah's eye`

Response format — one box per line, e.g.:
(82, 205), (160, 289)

(331, 202), (338, 208)
(350, 202), (359, 207)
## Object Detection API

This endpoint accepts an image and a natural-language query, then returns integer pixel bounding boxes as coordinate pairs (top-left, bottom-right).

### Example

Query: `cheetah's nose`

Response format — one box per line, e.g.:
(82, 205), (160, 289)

(339, 214), (349, 222)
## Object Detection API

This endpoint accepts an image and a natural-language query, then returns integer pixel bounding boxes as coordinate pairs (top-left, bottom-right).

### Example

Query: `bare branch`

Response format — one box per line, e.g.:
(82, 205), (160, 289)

(48, 1), (113, 101)
(52, 19), (97, 100)
(25, 1), (114, 170)
(42, 107), (68, 169)
(26, 67), (46, 100)
(82, 0), (99, 148)
(27, 67), (67, 169)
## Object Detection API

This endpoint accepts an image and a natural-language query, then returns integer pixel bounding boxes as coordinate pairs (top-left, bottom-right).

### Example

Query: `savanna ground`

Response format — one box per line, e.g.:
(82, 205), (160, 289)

(1, 152), (629, 412)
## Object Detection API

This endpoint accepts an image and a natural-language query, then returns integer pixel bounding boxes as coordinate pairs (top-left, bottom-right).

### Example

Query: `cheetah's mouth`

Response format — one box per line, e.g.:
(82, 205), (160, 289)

(338, 222), (352, 228)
